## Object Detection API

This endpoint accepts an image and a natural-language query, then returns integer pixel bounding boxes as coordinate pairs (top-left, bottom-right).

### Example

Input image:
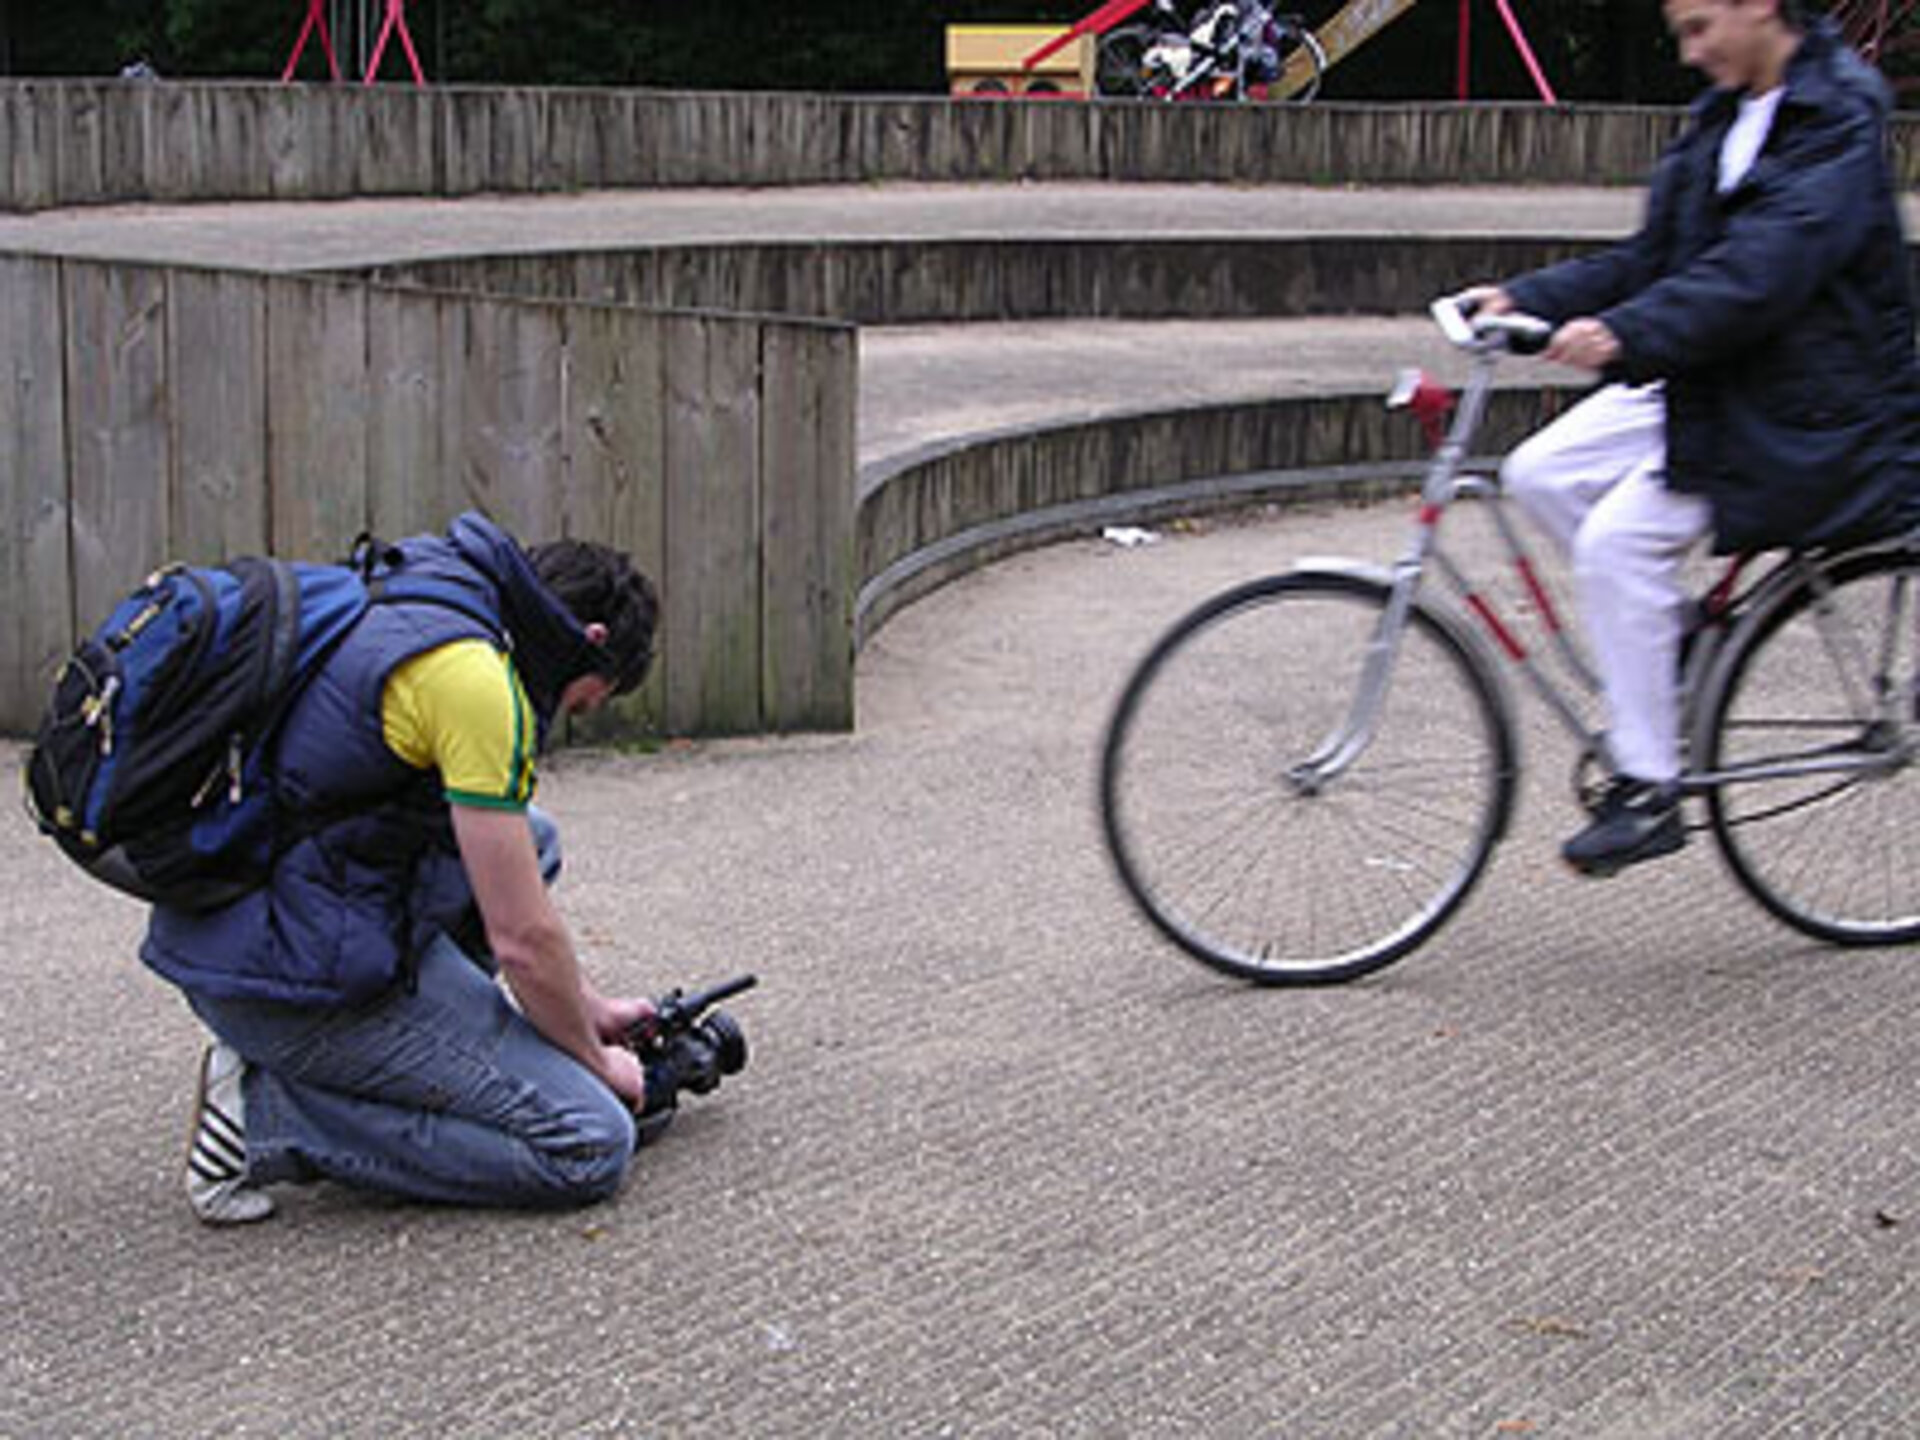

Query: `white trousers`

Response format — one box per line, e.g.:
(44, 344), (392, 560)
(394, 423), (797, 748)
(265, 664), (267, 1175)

(1499, 383), (1713, 782)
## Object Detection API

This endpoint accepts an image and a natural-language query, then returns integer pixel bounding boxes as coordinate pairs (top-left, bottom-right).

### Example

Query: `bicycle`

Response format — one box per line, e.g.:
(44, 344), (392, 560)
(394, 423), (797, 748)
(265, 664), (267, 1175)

(1099, 294), (1920, 985)
(1096, 0), (1328, 103)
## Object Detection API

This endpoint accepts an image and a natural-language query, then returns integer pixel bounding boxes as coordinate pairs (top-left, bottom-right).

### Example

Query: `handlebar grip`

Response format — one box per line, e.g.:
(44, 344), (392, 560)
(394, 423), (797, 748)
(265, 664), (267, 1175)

(1431, 294), (1554, 355)
(1487, 314), (1555, 355)
(1430, 294), (1478, 348)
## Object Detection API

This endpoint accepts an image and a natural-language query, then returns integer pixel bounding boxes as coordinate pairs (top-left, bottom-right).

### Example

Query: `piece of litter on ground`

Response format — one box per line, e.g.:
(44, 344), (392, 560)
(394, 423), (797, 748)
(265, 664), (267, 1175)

(1102, 526), (1161, 548)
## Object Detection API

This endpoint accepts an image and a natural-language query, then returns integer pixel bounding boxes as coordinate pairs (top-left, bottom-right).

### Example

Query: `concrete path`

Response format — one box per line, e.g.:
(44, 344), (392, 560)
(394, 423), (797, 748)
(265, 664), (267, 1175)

(6, 498), (1917, 1436)
(3, 183), (1917, 1437)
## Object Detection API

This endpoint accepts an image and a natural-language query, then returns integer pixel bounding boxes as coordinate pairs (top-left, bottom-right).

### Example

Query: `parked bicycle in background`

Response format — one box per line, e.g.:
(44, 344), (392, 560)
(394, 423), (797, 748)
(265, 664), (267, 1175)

(1097, 0), (1327, 101)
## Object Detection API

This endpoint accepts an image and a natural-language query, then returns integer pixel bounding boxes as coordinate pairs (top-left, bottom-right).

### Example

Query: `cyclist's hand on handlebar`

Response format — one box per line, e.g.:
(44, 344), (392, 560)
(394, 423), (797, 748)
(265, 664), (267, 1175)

(1545, 317), (1621, 372)
(1458, 285), (1514, 317)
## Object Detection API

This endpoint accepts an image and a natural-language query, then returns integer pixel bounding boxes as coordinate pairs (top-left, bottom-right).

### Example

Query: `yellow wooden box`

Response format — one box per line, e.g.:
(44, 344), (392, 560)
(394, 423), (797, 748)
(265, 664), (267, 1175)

(945, 24), (1094, 97)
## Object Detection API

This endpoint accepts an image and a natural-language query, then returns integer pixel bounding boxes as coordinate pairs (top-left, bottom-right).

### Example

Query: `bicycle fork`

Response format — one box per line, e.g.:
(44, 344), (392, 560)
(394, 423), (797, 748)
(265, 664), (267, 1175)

(1285, 566), (1425, 795)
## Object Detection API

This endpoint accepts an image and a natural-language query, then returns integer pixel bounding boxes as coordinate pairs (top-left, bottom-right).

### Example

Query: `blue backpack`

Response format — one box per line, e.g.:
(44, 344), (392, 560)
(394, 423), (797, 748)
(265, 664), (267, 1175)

(24, 555), (373, 910)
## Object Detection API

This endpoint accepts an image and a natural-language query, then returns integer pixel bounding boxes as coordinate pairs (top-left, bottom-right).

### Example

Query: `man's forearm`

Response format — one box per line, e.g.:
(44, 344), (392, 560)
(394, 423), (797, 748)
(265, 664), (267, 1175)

(498, 933), (610, 1080)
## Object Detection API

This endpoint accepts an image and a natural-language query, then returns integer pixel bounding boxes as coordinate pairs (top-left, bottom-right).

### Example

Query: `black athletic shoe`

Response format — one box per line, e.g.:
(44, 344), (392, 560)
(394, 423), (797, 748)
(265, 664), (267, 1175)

(1563, 776), (1685, 878)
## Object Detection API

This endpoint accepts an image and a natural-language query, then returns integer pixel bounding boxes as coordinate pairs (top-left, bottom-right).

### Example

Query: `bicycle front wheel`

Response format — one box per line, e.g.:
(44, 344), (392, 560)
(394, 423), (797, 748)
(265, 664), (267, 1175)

(1701, 543), (1920, 945)
(1100, 571), (1517, 985)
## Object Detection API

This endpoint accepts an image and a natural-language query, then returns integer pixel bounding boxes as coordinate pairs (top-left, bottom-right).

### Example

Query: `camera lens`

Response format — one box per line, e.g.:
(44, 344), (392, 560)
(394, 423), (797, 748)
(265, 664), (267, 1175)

(702, 1011), (749, 1077)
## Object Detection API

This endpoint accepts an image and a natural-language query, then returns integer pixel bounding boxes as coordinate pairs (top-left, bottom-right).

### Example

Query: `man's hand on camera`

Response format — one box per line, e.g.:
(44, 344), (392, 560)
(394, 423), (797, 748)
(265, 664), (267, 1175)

(601, 1043), (647, 1109)
(1546, 317), (1621, 372)
(588, 992), (653, 1044)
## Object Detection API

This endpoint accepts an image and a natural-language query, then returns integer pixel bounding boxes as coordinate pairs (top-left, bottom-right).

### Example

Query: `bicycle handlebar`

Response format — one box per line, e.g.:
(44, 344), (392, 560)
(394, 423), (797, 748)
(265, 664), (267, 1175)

(1430, 294), (1554, 356)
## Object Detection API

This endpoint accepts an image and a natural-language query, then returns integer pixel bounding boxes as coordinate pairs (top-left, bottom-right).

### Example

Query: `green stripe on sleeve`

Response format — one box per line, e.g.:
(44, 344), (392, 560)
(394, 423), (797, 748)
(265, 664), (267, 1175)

(445, 789), (530, 812)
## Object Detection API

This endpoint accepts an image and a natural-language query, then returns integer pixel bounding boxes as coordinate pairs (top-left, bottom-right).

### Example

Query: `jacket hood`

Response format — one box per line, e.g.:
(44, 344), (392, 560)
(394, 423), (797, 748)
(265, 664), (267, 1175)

(444, 511), (598, 723)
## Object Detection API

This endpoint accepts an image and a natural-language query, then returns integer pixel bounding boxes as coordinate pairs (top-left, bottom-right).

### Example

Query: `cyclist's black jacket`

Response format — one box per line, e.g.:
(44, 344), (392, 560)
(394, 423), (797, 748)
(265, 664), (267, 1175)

(1505, 17), (1920, 554)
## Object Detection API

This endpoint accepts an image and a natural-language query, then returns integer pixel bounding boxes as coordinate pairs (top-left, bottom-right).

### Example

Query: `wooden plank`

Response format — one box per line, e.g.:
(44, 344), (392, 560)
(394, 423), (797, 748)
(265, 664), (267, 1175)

(53, 85), (107, 207)
(266, 275), (369, 560)
(168, 268), (270, 562)
(263, 86), (342, 200)
(662, 313), (762, 734)
(182, 85), (268, 200)
(98, 81), (148, 200)
(5, 83), (62, 210)
(355, 87), (439, 195)
(463, 88), (542, 194)
(444, 294), (567, 539)
(759, 321), (857, 731)
(141, 84), (196, 202)
(365, 285), (449, 539)
(0, 86), (16, 210)
(63, 261), (172, 625)
(0, 255), (73, 728)
(561, 302), (670, 742)
(437, 90), (491, 196)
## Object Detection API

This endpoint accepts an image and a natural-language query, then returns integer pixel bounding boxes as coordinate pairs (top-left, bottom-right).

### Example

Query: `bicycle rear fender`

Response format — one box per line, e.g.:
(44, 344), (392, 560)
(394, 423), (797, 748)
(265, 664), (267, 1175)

(1685, 531), (1920, 759)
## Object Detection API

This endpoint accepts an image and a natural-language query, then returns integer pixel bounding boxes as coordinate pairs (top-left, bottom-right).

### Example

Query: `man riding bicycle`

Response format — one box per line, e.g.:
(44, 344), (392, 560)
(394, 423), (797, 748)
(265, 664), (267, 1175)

(1466, 0), (1920, 877)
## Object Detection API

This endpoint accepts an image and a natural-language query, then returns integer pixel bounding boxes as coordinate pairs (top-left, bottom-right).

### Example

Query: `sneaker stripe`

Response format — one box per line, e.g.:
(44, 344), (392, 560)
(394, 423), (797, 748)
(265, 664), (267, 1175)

(192, 1099), (248, 1179)
(189, 1153), (241, 1184)
(193, 1125), (245, 1172)
(199, 1100), (244, 1151)
(192, 1131), (244, 1175)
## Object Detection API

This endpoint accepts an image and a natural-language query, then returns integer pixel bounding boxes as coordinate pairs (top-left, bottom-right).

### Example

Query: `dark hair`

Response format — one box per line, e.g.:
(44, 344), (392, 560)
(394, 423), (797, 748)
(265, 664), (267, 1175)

(527, 539), (660, 696)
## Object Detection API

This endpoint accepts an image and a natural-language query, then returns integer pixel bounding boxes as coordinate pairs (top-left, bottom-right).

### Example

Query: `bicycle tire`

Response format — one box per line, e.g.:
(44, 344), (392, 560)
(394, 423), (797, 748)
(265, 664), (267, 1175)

(1100, 570), (1517, 985)
(1272, 23), (1325, 102)
(1095, 24), (1156, 98)
(1699, 542), (1920, 946)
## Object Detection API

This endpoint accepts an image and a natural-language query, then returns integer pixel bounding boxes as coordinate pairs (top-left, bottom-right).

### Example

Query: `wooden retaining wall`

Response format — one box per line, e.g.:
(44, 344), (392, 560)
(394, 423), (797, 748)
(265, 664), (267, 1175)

(14, 82), (1891, 212)
(0, 254), (855, 738)
(855, 387), (1577, 643)
(13, 84), (1906, 736)
(364, 236), (1613, 325)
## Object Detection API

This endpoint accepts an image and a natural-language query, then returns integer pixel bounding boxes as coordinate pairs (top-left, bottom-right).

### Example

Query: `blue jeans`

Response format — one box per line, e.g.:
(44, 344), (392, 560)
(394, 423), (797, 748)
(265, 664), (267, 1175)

(185, 809), (636, 1208)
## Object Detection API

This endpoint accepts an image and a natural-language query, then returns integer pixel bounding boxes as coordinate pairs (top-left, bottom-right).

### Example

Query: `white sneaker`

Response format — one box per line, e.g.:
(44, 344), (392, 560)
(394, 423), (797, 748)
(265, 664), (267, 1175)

(187, 1044), (276, 1226)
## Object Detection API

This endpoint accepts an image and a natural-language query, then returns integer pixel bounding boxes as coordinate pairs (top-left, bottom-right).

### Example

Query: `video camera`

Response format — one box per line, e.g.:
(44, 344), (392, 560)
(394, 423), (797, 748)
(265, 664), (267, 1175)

(626, 974), (756, 1145)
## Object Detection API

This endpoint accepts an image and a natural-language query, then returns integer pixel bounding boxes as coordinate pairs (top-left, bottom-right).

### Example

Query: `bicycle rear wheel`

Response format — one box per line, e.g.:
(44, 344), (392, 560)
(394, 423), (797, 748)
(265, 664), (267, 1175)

(1100, 571), (1517, 984)
(1096, 25), (1156, 97)
(1700, 543), (1920, 945)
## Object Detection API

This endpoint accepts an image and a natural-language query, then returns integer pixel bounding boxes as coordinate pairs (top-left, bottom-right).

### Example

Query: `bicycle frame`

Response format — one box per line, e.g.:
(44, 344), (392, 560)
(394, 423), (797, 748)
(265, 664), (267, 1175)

(1293, 301), (1918, 804)
(1141, 0), (1308, 99)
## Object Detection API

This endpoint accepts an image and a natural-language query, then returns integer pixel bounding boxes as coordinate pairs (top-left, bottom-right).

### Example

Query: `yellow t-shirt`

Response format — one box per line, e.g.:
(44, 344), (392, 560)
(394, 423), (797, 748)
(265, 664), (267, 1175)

(381, 639), (538, 810)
